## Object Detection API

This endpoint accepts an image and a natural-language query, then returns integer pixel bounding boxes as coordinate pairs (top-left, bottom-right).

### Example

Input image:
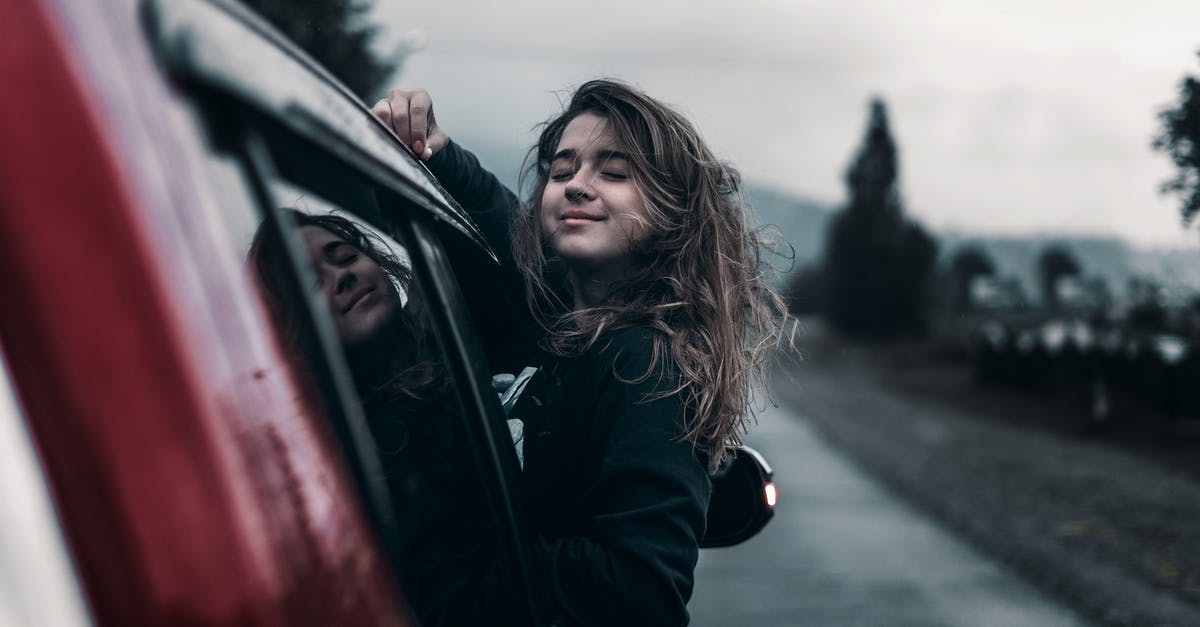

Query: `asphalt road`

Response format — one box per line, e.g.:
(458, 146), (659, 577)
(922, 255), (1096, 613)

(689, 402), (1091, 627)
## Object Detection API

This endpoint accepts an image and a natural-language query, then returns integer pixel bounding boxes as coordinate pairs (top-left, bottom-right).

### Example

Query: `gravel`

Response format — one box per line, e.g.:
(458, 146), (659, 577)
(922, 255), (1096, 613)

(775, 321), (1200, 626)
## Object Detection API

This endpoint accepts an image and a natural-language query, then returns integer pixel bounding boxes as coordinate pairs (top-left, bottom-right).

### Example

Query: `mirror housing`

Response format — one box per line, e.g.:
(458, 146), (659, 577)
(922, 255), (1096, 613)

(700, 445), (776, 548)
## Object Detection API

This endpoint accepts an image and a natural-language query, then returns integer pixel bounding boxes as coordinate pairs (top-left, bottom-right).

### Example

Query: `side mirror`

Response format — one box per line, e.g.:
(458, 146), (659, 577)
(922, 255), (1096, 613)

(700, 445), (776, 548)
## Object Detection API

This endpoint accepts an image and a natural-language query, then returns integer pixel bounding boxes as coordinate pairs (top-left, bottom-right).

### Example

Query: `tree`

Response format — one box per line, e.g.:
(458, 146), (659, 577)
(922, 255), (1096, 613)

(821, 98), (938, 338)
(238, 0), (396, 101)
(1036, 245), (1082, 309)
(948, 246), (997, 311)
(784, 264), (824, 316)
(1153, 51), (1200, 229)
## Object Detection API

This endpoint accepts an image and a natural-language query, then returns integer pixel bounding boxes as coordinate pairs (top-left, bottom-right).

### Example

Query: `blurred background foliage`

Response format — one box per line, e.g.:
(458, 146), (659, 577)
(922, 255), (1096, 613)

(237, 0), (395, 101)
(1155, 51), (1200, 228)
(1036, 246), (1082, 310)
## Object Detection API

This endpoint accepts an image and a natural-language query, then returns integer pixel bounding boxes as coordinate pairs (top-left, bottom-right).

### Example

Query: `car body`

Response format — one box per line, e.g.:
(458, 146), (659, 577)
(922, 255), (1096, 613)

(0, 1), (773, 625)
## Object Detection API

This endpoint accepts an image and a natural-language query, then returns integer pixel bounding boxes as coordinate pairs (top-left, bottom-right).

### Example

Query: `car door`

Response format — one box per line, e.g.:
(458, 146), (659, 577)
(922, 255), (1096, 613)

(1, 0), (543, 625)
(1, 0), (412, 624)
(149, 0), (547, 624)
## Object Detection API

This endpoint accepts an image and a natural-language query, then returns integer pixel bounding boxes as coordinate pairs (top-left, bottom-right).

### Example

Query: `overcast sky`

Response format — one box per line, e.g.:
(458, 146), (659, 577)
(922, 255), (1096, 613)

(375, 0), (1200, 248)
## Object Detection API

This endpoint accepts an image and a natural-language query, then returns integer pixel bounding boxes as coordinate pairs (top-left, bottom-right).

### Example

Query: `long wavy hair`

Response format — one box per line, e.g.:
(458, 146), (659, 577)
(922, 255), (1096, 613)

(249, 210), (442, 409)
(515, 79), (791, 461)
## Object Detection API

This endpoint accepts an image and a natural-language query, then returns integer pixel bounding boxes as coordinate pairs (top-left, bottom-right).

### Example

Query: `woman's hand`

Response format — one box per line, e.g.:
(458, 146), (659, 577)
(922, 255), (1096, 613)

(372, 88), (448, 161)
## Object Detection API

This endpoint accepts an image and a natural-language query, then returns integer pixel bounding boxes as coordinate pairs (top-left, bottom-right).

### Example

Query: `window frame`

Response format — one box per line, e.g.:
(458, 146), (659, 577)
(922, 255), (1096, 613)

(149, 1), (544, 623)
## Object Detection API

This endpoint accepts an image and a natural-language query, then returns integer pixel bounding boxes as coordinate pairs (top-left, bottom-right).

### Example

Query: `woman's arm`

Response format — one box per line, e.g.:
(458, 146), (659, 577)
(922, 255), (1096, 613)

(423, 139), (520, 268)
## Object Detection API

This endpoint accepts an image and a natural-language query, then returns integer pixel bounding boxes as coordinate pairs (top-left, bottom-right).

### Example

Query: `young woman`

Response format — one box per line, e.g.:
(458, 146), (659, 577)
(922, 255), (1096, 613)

(373, 80), (789, 626)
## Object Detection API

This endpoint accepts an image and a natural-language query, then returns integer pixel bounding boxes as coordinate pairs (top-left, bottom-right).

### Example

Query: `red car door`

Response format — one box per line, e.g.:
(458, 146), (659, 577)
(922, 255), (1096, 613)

(0, 1), (412, 624)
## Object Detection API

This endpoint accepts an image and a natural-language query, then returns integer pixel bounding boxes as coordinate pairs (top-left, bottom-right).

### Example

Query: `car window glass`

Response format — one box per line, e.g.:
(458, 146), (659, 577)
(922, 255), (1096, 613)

(155, 133), (415, 623)
(245, 171), (518, 626)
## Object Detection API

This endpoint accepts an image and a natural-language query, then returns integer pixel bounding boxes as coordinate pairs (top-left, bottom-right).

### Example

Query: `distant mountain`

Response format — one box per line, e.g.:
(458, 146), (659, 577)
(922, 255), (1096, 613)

(742, 184), (833, 272)
(939, 233), (1200, 304)
(453, 136), (1199, 301)
(1128, 246), (1200, 294)
(455, 137), (529, 196)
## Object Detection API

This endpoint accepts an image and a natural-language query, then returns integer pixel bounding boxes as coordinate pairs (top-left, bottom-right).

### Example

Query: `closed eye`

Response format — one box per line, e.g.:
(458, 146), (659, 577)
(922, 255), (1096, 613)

(550, 168), (576, 182)
(322, 240), (360, 267)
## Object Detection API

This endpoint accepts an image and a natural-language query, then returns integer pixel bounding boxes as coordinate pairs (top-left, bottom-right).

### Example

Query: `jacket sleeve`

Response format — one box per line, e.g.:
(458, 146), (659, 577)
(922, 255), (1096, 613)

(423, 139), (541, 370)
(424, 139), (521, 269)
(539, 334), (712, 626)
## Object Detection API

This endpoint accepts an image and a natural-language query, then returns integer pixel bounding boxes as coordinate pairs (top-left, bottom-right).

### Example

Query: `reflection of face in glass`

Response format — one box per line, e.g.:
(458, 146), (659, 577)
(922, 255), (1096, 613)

(250, 210), (431, 402)
(300, 225), (400, 348)
(250, 211), (494, 625)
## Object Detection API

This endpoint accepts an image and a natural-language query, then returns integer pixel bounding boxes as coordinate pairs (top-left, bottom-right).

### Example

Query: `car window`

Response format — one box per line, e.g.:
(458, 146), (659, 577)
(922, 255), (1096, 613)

(150, 2), (541, 619)
(206, 118), (533, 625)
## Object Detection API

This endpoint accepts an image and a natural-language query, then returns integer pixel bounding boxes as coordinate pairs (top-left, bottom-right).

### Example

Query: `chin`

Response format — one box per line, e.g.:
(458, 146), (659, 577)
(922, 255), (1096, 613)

(343, 302), (398, 347)
(551, 242), (606, 263)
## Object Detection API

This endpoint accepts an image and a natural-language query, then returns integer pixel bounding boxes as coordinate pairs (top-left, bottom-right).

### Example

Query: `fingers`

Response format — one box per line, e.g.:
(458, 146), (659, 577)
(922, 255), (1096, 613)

(407, 90), (432, 156)
(370, 99), (392, 130)
(373, 90), (412, 144)
(373, 88), (443, 161)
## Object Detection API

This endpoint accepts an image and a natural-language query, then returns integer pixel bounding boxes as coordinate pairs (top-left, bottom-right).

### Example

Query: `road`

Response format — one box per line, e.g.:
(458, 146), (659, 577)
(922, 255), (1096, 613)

(689, 402), (1090, 627)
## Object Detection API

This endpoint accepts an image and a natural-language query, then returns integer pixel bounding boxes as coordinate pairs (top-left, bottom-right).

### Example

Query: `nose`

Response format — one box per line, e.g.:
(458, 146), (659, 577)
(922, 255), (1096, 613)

(334, 266), (357, 294)
(564, 172), (594, 203)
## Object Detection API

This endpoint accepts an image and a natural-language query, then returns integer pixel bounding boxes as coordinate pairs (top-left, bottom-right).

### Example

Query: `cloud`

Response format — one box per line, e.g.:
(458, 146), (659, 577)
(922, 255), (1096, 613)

(376, 0), (1200, 246)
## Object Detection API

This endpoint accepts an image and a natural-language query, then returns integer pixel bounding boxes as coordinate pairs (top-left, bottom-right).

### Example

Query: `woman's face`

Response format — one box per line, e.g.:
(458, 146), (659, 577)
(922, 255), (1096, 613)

(300, 225), (399, 348)
(540, 112), (651, 277)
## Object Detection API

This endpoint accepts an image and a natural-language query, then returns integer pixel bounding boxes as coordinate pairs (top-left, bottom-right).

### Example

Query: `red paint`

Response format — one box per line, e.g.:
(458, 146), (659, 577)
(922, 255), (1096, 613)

(0, 1), (410, 625)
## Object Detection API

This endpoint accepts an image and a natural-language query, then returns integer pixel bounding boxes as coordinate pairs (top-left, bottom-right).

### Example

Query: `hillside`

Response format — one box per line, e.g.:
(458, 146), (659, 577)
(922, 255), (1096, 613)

(454, 135), (1199, 299)
(741, 184), (832, 269)
(940, 233), (1200, 302)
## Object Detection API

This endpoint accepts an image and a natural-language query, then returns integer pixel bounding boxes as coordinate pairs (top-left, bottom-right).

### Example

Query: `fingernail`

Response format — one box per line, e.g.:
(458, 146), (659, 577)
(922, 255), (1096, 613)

(423, 147), (433, 160)
(413, 140), (424, 154)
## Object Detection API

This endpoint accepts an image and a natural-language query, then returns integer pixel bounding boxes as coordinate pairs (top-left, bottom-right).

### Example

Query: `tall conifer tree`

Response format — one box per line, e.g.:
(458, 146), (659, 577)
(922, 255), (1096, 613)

(822, 98), (937, 338)
(1154, 51), (1200, 229)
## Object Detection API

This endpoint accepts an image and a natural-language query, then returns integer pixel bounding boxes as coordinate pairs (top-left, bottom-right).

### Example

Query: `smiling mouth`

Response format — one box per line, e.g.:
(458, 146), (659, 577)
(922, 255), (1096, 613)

(561, 211), (604, 222)
(343, 287), (376, 314)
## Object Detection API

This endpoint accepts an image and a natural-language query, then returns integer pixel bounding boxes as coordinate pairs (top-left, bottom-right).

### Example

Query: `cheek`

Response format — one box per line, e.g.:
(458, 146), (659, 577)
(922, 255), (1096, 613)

(355, 258), (388, 285)
(536, 199), (556, 235)
(618, 195), (654, 241)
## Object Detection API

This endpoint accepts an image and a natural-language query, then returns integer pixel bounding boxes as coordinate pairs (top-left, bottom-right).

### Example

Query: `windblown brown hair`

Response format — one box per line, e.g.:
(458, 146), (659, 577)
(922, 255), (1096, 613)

(514, 79), (792, 462)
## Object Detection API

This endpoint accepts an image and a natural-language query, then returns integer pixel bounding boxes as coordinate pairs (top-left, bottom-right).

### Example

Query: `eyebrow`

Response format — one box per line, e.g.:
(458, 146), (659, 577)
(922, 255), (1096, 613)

(596, 150), (631, 163)
(550, 148), (631, 163)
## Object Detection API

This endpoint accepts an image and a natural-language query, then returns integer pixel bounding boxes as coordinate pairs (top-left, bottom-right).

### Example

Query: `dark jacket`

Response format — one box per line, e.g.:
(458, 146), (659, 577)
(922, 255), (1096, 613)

(427, 141), (711, 626)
